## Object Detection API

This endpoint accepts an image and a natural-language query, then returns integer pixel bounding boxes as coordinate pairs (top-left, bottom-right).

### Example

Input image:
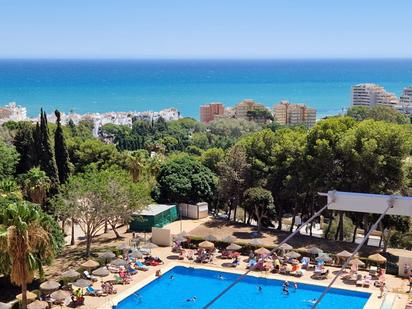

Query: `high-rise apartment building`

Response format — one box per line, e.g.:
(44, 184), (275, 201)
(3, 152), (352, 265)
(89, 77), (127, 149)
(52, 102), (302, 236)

(200, 102), (224, 123)
(232, 99), (268, 119)
(400, 86), (412, 114)
(273, 100), (316, 127)
(352, 84), (399, 107)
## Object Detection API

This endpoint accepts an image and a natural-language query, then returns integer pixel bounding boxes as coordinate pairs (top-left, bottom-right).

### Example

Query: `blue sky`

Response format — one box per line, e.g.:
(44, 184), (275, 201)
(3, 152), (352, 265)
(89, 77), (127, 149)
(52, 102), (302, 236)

(0, 0), (411, 59)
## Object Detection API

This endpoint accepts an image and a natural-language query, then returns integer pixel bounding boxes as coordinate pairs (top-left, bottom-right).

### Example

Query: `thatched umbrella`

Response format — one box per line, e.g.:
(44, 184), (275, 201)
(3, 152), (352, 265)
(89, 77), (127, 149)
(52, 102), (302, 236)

(177, 231), (188, 238)
(174, 235), (187, 243)
(285, 251), (301, 259)
(61, 269), (80, 280)
(368, 253), (387, 264)
(198, 240), (215, 250)
(349, 258), (365, 267)
(337, 250), (352, 259)
(250, 239), (262, 247)
(226, 243), (242, 251)
(278, 243), (293, 251)
(307, 247), (323, 255)
(27, 300), (48, 309)
(92, 267), (110, 277)
(111, 258), (128, 267)
(99, 251), (116, 261)
(117, 243), (130, 251)
(254, 247), (270, 255)
(204, 234), (218, 242)
(73, 279), (92, 288)
(81, 259), (99, 270)
(142, 242), (158, 249)
(316, 254), (332, 262)
(222, 236), (237, 243)
(16, 292), (37, 302)
(50, 290), (71, 302)
(39, 280), (60, 294)
(129, 250), (144, 259)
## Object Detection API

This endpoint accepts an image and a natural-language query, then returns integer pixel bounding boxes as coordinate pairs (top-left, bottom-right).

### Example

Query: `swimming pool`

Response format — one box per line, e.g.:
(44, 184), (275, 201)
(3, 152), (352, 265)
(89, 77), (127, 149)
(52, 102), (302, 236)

(114, 266), (371, 309)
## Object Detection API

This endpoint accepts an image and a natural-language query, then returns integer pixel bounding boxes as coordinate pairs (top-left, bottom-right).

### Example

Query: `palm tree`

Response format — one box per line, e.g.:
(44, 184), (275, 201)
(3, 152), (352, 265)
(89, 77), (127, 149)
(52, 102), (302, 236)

(125, 151), (147, 182)
(0, 202), (52, 309)
(22, 167), (51, 204)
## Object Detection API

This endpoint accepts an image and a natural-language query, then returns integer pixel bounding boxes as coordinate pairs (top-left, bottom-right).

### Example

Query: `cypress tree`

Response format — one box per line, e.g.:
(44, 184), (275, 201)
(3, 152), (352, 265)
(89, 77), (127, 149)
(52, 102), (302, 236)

(54, 110), (70, 183)
(38, 109), (59, 183)
(14, 123), (37, 174)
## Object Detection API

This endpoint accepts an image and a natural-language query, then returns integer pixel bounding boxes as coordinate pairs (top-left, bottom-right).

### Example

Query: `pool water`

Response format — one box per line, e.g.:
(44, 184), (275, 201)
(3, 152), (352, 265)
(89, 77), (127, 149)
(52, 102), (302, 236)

(114, 266), (371, 309)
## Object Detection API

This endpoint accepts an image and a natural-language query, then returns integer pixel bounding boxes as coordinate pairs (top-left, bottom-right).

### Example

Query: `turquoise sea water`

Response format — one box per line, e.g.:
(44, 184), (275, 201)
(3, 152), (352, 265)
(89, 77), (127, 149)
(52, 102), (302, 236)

(0, 59), (411, 118)
(115, 266), (370, 309)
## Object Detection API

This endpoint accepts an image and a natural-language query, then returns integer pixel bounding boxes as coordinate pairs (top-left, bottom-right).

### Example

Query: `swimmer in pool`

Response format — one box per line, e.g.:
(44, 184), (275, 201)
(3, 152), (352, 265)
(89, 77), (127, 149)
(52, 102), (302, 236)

(258, 286), (262, 292)
(218, 274), (225, 280)
(186, 296), (197, 302)
(169, 275), (175, 280)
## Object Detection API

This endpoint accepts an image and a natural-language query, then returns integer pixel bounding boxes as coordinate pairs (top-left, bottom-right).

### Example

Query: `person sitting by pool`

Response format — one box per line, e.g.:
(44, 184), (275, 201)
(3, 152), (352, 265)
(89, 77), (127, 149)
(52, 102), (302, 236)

(231, 256), (240, 266)
(156, 269), (162, 277)
(186, 296), (197, 302)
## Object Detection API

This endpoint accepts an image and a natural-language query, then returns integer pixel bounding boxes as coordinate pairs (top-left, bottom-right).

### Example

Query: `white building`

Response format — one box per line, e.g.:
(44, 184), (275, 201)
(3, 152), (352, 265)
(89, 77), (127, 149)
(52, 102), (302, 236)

(352, 84), (400, 108)
(400, 86), (412, 114)
(0, 102), (27, 124)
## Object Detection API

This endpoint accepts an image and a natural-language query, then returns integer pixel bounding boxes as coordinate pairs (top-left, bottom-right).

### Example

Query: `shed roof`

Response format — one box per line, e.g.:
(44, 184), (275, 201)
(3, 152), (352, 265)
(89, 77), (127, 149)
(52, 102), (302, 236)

(134, 204), (176, 216)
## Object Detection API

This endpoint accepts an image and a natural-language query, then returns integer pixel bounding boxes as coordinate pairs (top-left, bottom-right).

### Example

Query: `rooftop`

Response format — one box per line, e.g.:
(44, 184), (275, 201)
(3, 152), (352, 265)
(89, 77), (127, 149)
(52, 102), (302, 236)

(135, 204), (176, 216)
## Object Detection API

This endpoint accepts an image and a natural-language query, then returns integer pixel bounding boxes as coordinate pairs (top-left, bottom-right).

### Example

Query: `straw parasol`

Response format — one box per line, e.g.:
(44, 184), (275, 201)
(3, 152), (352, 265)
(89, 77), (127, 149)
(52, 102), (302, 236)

(277, 243), (293, 251)
(27, 300), (48, 309)
(222, 236), (237, 243)
(61, 269), (80, 280)
(141, 242), (158, 249)
(177, 231), (188, 237)
(285, 251), (301, 259)
(204, 234), (218, 242)
(368, 253), (387, 264)
(316, 254), (332, 262)
(39, 280), (60, 294)
(50, 290), (71, 302)
(198, 240), (215, 250)
(226, 243), (242, 251)
(337, 250), (352, 259)
(81, 259), (99, 270)
(250, 239), (262, 246)
(174, 235), (187, 242)
(92, 267), (110, 277)
(73, 279), (92, 288)
(254, 247), (270, 255)
(129, 250), (144, 259)
(111, 258), (128, 267)
(99, 251), (116, 260)
(307, 247), (323, 255)
(349, 258), (365, 267)
(117, 243), (130, 251)
(16, 292), (37, 302)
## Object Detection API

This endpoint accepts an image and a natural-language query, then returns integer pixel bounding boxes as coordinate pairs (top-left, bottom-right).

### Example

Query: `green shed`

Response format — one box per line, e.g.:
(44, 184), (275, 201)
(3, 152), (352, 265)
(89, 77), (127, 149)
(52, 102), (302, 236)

(129, 204), (178, 232)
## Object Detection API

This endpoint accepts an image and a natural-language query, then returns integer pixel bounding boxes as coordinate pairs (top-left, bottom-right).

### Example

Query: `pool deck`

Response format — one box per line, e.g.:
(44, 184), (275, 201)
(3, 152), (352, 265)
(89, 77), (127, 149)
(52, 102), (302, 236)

(90, 249), (408, 309)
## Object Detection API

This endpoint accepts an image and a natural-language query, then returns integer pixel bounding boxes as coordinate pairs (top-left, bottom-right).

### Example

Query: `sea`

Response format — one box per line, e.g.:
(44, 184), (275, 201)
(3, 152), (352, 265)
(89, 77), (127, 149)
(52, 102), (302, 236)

(0, 59), (411, 119)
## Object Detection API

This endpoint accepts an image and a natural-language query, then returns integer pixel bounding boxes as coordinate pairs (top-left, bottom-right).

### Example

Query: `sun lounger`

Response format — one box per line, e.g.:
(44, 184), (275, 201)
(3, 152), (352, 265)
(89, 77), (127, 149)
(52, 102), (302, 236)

(86, 286), (105, 296)
(135, 260), (149, 271)
(126, 265), (138, 275)
(83, 271), (98, 282)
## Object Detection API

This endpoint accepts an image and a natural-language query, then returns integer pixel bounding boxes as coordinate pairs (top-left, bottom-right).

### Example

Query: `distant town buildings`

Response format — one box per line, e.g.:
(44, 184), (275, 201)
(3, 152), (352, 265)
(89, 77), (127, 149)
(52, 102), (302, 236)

(0, 102), (27, 124)
(200, 102), (224, 123)
(351, 84), (400, 108)
(273, 100), (317, 127)
(400, 86), (412, 114)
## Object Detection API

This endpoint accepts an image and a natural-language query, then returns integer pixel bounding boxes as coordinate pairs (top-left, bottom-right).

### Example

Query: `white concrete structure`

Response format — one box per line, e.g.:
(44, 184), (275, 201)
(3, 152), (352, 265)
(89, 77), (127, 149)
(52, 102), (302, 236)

(323, 191), (412, 216)
(352, 84), (400, 108)
(0, 102), (27, 124)
(400, 86), (412, 114)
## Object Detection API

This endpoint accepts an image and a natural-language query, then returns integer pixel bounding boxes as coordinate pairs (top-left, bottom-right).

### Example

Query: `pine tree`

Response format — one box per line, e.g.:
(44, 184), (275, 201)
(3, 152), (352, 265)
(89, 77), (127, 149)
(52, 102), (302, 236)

(54, 110), (70, 183)
(38, 109), (59, 183)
